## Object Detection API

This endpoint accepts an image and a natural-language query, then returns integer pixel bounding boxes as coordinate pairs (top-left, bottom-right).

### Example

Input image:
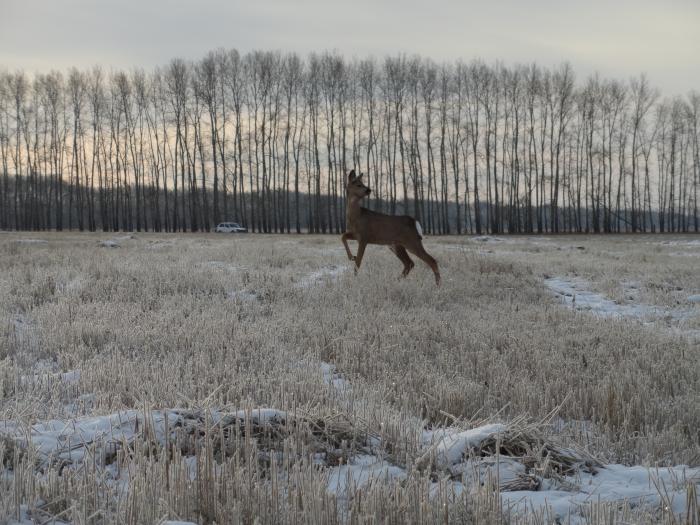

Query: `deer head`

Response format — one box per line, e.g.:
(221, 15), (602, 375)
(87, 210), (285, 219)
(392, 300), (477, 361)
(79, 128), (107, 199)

(346, 170), (371, 201)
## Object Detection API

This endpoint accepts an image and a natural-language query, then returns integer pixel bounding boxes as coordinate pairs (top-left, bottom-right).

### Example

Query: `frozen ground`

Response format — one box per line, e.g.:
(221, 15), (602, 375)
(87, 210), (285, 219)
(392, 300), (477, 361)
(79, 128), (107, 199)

(0, 232), (698, 523)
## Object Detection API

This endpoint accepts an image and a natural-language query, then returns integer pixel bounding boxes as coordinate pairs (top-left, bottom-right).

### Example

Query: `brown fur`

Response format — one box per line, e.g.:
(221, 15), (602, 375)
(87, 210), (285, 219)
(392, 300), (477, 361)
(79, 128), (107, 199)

(341, 170), (441, 285)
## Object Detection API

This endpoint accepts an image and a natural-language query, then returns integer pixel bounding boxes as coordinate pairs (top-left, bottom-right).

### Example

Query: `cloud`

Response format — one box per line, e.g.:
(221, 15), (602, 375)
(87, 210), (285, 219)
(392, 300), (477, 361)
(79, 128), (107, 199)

(0, 0), (697, 95)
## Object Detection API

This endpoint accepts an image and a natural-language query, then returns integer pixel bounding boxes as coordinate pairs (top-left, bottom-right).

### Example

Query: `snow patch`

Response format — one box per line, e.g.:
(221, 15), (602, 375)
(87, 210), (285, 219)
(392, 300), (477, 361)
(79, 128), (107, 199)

(7, 505), (71, 525)
(65, 393), (97, 416)
(14, 239), (48, 245)
(544, 276), (700, 343)
(454, 456), (527, 487)
(321, 362), (350, 394)
(232, 408), (288, 425)
(0, 408), (289, 469)
(421, 424), (507, 469)
(145, 240), (175, 250)
(10, 314), (39, 351)
(226, 290), (258, 302)
(656, 239), (700, 247)
(473, 235), (507, 243)
(98, 234), (136, 248)
(20, 369), (81, 387)
(545, 276), (662, 319)
(326, 454), (407, 496)
(544, 276), (699, 341)
(501, 464), (700, 525)
(296, 265), (346, 288)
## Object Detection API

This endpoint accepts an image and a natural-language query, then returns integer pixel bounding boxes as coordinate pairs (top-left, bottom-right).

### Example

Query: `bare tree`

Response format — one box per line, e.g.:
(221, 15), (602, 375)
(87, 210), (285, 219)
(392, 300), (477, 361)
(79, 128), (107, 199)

(1, 49), (697, 234)
(629, 74), (659, 231)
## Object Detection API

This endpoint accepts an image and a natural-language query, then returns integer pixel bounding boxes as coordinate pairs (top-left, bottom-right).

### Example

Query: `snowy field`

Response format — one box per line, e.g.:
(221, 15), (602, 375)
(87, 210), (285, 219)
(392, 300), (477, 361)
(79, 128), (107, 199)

(0, 232), (698, 524)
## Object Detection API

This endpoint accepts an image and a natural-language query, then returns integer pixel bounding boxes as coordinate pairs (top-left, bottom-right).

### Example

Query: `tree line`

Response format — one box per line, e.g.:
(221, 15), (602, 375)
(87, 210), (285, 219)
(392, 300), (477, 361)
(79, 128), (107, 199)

(1, 49), (698, 234)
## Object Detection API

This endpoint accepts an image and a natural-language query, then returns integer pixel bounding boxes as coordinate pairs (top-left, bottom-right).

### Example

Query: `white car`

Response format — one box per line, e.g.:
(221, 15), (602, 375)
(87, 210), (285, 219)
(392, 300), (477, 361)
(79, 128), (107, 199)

(215, 222), (248, 233)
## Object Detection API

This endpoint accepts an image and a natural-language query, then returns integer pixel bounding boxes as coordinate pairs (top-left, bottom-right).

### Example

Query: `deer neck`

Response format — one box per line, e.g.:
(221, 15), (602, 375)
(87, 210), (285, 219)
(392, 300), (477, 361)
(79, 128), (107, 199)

(346, 196), (363, 229)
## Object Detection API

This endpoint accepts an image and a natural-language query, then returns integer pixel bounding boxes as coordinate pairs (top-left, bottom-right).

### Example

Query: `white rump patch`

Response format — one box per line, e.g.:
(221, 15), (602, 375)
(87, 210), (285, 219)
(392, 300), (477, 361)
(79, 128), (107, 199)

(416, 221), (423, 238)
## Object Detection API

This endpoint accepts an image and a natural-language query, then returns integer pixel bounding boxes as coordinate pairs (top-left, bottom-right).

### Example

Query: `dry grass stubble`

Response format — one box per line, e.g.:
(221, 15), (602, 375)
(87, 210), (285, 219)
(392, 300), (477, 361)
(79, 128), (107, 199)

(0, 232), (698, 523)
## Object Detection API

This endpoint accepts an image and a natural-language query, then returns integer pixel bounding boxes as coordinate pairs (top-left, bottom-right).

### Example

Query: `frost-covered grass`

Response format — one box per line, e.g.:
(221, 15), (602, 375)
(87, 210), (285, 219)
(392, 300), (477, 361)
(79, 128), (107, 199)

(0, 232), (698, 524)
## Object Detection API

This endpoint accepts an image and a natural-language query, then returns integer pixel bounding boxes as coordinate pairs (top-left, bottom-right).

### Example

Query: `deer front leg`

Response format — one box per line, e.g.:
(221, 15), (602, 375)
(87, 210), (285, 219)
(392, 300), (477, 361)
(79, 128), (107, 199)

(354, 240), (367, 274)
(341, 232), (356, 261)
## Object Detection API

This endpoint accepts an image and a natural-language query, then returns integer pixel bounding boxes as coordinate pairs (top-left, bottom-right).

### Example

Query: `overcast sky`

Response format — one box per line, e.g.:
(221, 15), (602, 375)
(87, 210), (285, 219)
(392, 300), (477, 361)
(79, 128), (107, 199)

(1, 0), (698, 95)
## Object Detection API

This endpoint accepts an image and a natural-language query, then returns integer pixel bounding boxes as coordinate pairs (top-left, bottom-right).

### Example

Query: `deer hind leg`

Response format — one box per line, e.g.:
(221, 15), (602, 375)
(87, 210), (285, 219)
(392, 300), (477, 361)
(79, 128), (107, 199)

(341, 232), (356, 261)
(406, 241), (441, 286)
(390, 244), (414, 278)
(353, 240), (367, 275)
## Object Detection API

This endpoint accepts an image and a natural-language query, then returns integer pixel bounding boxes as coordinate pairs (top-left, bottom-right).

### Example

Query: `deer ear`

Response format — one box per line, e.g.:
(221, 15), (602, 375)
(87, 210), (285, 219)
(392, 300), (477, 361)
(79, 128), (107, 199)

(357, 173), (364, 181)
(348, 170), (356, 182)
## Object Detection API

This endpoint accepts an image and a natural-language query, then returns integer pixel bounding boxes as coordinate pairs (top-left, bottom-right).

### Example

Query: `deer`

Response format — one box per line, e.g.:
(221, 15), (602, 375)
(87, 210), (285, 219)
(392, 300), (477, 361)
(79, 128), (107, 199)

(341, 170), (441, 285)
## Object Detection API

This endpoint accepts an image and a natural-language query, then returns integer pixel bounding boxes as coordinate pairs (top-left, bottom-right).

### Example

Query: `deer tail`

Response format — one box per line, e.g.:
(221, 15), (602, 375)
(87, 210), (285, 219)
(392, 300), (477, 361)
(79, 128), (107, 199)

(415, 220), (423, 239)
